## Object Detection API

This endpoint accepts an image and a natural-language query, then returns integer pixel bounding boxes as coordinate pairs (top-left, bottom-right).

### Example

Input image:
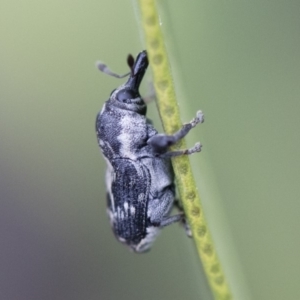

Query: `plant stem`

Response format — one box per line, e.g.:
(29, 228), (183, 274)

(136, 0), (232, 299)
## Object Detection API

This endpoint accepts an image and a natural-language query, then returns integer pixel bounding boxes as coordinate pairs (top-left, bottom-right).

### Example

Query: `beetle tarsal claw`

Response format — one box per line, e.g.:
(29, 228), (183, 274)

(196, 110), (204, 124)
(187, 142), (202, 155)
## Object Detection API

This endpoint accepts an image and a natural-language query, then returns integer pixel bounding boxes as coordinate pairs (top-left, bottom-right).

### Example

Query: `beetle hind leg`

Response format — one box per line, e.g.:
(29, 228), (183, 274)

(158, 213), (183, 227)
(174, 199), (192, 237)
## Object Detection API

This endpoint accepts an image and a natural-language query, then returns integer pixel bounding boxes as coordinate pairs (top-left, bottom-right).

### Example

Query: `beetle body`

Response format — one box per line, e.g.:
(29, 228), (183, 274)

(96, 50), (203, 252)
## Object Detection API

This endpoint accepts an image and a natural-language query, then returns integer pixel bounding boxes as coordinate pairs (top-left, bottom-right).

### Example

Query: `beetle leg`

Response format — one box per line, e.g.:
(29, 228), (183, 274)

(157, 142), (202, 158)
(158, 213), (183, 227)
(147, 110), (204, 153)
(170, 110), (204, 141)
(156, 212), (192, 237)
(174, 199), (192, 237)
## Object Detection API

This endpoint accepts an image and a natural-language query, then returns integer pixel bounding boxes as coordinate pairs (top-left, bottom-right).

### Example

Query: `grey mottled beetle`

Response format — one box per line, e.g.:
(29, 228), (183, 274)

(96, 50), (204, 253)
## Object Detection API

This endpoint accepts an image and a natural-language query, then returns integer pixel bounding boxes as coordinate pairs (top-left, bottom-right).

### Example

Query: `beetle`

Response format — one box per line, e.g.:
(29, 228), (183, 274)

(96, 50), (204, 252)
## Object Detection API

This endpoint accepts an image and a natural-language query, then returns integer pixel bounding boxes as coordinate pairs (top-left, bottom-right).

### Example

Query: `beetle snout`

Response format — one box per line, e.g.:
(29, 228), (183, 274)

(125, 50), (148, 92)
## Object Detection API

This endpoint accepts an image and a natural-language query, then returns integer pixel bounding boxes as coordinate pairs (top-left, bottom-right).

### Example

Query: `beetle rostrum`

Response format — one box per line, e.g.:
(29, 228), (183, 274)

(96, 50), (204, 252)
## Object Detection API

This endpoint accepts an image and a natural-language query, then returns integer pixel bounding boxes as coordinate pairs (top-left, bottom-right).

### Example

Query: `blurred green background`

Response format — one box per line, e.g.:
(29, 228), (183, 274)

(1, 1), (300, 299)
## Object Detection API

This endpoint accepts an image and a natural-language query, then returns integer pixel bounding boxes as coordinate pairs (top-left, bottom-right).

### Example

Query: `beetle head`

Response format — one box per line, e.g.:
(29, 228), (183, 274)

(110, 50), (149, 114)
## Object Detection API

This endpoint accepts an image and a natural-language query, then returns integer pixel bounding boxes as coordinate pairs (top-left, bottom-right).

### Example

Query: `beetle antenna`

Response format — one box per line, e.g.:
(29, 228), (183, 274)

(127, 54), (135, 76)
(96, 54), (135, 79)
(96, 61), (130, 78)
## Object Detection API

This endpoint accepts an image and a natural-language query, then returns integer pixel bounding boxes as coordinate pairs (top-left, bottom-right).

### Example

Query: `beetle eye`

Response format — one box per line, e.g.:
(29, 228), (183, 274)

(116, 90), (139, 103)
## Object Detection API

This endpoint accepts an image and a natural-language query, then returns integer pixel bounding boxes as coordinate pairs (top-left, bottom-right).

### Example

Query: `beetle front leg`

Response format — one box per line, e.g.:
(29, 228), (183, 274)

(170, 110), (204, 141)
(147, 110), (204, 156)
(158, 142), (202, 158)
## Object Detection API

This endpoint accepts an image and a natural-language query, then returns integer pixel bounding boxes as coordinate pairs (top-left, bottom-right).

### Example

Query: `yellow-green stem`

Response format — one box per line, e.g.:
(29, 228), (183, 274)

(136, 1), (232, 299)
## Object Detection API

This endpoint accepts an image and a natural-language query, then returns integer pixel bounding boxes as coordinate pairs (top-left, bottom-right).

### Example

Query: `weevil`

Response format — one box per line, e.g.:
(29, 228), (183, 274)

(96, 50), (204, 252)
